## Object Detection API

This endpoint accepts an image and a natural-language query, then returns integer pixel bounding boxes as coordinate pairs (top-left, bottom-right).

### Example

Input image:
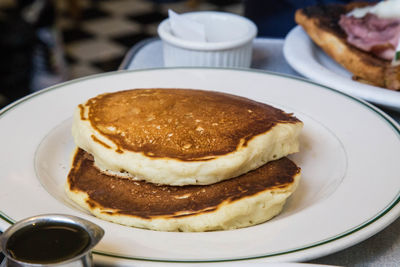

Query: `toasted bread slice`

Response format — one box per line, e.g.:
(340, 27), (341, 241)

(295, 2), (400, 90)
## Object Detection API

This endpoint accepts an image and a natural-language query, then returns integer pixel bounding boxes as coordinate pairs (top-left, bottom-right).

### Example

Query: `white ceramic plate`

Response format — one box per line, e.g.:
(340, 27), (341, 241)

(1, 68), (399, 266)
(283, 26), (400, 112)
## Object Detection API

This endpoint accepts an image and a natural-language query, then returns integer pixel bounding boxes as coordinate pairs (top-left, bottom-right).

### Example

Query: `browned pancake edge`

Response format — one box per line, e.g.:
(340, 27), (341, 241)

(67, 148), (300, 220)
(79, 88), (301, 161)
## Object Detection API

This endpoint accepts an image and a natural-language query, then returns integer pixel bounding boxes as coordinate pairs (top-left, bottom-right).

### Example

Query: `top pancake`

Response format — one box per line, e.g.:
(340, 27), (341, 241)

(72, 88), (303, 185)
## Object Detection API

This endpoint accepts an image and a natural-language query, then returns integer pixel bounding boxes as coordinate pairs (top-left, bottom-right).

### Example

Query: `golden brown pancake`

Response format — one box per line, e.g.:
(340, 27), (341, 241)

(79, 88), (299, 160)
(66, 148), (301, 232)
(72, 88), (303, 185)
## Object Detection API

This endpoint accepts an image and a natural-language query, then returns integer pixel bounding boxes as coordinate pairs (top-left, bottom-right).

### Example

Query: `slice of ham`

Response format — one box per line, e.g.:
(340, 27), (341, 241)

(339, 13), (400, 60)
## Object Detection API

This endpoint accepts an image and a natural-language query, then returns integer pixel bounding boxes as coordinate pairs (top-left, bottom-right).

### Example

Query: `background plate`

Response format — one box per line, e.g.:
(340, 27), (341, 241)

(0, 68), (400, 266)
(283, 26), (400, 112)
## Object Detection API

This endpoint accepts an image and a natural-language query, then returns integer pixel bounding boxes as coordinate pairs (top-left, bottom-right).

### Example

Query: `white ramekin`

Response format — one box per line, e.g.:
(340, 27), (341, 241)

(157, 11), (257, 68)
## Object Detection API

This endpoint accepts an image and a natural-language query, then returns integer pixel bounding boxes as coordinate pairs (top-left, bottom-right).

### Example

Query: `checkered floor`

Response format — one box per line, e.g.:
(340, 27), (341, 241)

(57, 0), (243, 79)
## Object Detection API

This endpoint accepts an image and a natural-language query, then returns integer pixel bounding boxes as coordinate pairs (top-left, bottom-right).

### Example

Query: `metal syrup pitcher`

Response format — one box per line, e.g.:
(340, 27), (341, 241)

(0, 214), (104, 267)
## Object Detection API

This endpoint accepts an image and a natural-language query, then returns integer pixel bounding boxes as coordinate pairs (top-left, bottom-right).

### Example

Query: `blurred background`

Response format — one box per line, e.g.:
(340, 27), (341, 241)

(1, 0), (350, 109)
(0, 0), (243, 108)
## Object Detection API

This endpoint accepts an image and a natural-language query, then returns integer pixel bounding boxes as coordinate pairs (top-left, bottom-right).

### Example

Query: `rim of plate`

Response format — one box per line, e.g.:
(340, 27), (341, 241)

(1, 67), (400, 263)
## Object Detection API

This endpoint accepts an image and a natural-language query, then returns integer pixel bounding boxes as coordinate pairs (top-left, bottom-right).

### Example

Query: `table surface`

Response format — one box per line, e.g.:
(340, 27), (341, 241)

(118, 37), (400, 267)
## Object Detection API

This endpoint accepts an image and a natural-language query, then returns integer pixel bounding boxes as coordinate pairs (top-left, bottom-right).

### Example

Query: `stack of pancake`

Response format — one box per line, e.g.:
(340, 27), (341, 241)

(66, 88), (303, 232)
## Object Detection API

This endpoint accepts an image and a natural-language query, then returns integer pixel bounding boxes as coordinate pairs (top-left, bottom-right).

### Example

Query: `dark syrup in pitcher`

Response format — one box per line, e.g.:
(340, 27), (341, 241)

(6, 222), (90, 264)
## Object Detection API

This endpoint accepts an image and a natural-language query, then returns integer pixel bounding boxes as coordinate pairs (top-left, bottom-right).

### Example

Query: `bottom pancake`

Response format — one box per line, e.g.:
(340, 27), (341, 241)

(66, 148), (301, 232)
